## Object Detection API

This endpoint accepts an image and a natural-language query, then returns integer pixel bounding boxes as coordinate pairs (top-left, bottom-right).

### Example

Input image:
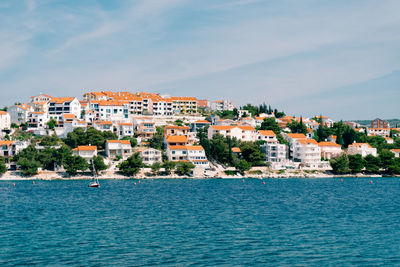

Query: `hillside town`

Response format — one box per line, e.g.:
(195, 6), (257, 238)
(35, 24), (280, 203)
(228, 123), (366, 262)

(0, 91), (399, 179)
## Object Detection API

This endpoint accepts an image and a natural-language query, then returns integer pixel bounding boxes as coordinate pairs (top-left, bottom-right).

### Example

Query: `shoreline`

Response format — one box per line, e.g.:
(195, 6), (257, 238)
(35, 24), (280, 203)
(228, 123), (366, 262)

(0, 170), (397, 181)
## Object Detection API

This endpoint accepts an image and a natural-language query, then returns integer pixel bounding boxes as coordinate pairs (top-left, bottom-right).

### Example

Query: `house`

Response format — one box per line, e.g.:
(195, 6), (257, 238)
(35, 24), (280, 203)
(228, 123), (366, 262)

(136, 147), (162, 165)
(152, 98), (173, 116)
(261, 143), (288, 164)
(96, 100), (130, 122)
(72, 146), (97, 160)
(318, 141), (343, 160)
(165, 135), (188, 146)
(48, 97), (81, 122)
(94, 121), (113, 132)
(186, 145), (210, 169)
(284, 133), (307, 147)
(170, 97), (197, 114)
(367, 128), (390, 137)
(347, 143), (377, 157)
(190, 120), (211, 132)
(136, 120), (156, 143)
(117, 123), (134, 138)
(292, 139), (330, 169)
(215, 119), (236, 126)
(30, 93), (53, 103)
(105, 140), (132, 159)
(344, 121), (361, 129)
(166, 145), (209, 168)
(232, 147), (241, 155)
(164, 125), (189, 136)
(0, 141), (28, 160)
(371, 118), (390, 129)
(391, 149), (400, 158)
(257, 130), (278, 143)
(0, 111), (11, 131)
(197, 100), (209, 108)
(210, 100), (235, 111)
(238, 117), (256, 128)
(385, 137), (394, 144)
(208, 125), (257, 142)
(8, 104), (31, 124)
(27, 111), (48, 129)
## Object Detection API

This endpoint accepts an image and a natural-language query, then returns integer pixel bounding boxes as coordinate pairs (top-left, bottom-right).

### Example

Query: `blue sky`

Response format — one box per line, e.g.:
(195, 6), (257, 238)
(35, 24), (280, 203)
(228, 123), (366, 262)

(0, 0), (399, 120)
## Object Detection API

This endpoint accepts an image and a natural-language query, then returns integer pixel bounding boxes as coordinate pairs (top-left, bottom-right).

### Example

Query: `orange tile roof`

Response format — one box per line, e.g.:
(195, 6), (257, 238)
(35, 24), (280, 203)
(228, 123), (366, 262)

(318, 141), (341, 147)
(165, 135), (188, 143)
(287, 133), (307, 139)
(73, 145), (97, 151)
(118, 123), (133, 126)
(232, 147), (241, 153)
(168, 145), (187, 150)
(50, 97), (75, 104)
(30, 111), (45, 115)
(186, 145), (204, 151)
(237, 126), (255, 131)
(297, 139), (318, 145)
(0, 141), (14, 146)
(211, 125), (235, 130)
(165, 125), (189, 130)
(194, 120), (210, 123)
(63, 114), (75, 119)
(170, 97), (197, 101)
(107, 140), (131, 145)
(0, 111), (7, 115)
(258, 130), (276, 136)
(391, 149), (400, 152)
(95, 121), (112, 125)
(349, 143), (372, 148)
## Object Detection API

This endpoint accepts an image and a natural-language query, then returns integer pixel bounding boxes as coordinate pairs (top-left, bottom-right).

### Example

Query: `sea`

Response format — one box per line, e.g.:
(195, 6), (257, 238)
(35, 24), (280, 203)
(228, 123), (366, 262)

(1, 178), (400, 266)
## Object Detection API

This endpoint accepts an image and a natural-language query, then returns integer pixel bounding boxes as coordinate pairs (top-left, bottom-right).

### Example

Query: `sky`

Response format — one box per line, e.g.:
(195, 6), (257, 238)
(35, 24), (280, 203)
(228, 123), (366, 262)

(0, 0), (399, 120)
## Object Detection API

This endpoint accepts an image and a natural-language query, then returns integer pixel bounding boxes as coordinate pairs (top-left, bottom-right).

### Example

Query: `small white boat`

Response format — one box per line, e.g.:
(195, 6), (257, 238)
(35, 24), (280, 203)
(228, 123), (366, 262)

(89, 159), (100, 188)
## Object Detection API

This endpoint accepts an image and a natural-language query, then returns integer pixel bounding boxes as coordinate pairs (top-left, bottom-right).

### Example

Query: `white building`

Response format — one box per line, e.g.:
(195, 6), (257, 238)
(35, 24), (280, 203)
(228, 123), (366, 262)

(292, 139), (329, 169)
(72, 146), (98, 161)
(166, 145), (210, 169)
(8, 104), (31, 124)
(30, 94), (53, 103)
(27, 111), (49, 129)
(391, 149), (400, 158)
(261, 143), (288, 165)
(152, 99), (173, 116)
(347, 143), (377, 157)
(94, 121), (113, 132)
(257, 130), (278, 143)
(0, 111), (11, 131)
(208, 125), (257, 142)
(137, 147), (162, 165)
(210, 100), (235, 111)
(105, 140), (132, 159)
(48, 97), (81, 122)
(0, 140), (28, 160)
(96, 100), (130, 122)
(367, 128), (390, 137)
(117, 123), (134, 138)
(318, 141), (343, 160)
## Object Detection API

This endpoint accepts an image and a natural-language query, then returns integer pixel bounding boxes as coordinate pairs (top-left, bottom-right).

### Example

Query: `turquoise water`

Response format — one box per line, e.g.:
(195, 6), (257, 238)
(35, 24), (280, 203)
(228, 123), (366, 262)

(1, 178), (400, 266)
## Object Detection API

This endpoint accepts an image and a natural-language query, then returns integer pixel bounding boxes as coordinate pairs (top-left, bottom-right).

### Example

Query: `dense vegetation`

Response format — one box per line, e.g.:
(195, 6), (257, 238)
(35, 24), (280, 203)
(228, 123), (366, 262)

(63, 127), (118, 150)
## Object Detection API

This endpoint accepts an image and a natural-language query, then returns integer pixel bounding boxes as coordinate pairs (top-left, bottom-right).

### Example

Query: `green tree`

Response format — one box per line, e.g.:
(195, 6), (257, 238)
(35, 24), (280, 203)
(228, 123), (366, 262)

(151, 162), (162, 175)
(149, 126), (165, 150)
(17, 158), (41, 176)
(329, 154), (349, 174)
(118, 153), (143, 176)
(90, 156), (108, 174)
(122, 136), (137, 147)
(239, 142), (265, 166)
(364, 155), (381, 174)
(260, 117), (281, 134)
(275, 112), (285, 118)
(287, 118), (308, 135)
(0, 157), (7, 175)
(176, 162), (195, 176)
(379, 149), (395, 172)
(39, 134), (59, 146)
(47, 118), (57, 130)
(348, 154), (364, 173)
(162, 161), (176, 175)
(235, 159), (251, 174)
(63, 155), (88, 175)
